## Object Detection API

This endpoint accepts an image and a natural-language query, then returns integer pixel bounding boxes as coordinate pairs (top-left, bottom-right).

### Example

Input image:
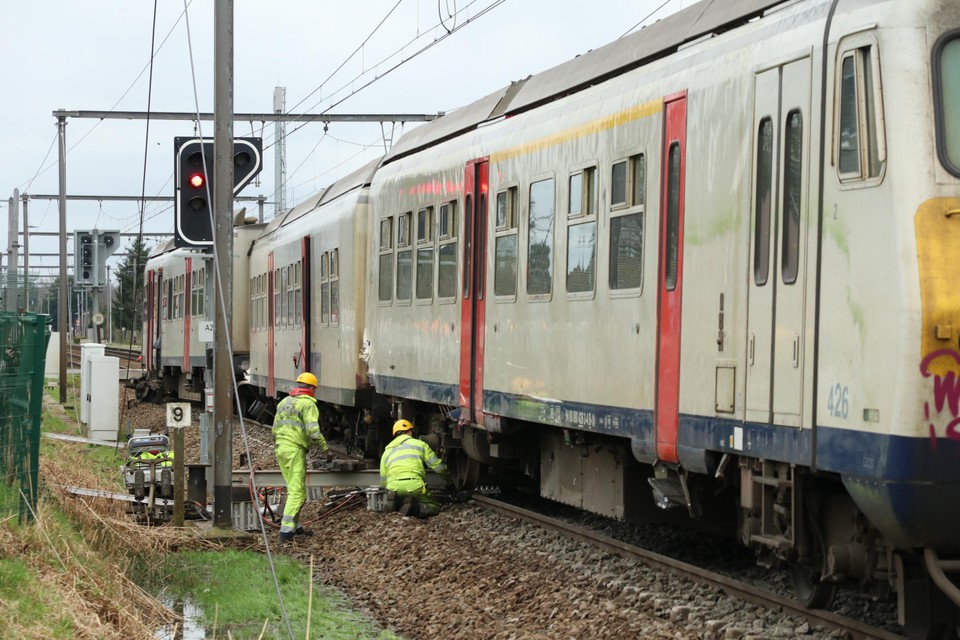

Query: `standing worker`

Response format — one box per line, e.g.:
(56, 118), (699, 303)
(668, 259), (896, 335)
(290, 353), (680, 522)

(273, 372), (332, 541)
(380, 419), (454, 518)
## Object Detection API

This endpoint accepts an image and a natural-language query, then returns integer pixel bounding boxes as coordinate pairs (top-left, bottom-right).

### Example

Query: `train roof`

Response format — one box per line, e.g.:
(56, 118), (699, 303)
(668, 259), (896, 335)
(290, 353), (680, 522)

(385, 0), (789, 163)
(259, 156), (382, 236)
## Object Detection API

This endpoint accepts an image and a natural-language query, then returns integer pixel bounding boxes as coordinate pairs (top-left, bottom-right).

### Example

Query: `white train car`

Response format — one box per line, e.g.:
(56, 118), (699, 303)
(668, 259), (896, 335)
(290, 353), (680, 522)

(362, 0), (960, 630)
(246, 160), (378, 423)
(141, 222), (262, 401)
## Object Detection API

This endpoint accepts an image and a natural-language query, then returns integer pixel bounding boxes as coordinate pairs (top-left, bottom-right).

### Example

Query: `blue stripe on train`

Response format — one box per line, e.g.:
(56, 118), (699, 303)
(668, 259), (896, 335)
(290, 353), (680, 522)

(369, 372), (960, 483)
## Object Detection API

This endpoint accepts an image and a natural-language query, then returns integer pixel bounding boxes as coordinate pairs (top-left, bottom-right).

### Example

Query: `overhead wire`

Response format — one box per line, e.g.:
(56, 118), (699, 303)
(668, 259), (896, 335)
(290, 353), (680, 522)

(619, 0), (675, 39)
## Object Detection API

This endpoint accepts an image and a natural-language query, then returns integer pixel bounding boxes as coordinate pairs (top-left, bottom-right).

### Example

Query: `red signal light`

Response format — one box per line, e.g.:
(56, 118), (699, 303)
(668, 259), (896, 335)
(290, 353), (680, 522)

(189, 173), (205, 189)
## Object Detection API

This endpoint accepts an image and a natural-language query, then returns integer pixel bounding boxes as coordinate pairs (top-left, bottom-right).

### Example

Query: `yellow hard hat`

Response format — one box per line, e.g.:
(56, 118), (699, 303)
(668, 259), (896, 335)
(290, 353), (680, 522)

(296, 372), (318, 387)
(392, 419), (414, 436)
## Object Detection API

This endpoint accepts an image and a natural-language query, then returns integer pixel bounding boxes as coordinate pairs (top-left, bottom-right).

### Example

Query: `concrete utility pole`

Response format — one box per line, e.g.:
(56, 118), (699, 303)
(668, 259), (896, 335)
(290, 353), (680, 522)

(212, 0), (235, 529)
(22, 196), (29, 311)
(57, 114), (70, 403)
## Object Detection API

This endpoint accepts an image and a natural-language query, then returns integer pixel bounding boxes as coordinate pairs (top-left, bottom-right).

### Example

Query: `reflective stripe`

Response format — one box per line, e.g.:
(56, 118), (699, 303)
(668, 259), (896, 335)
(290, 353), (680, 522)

(274, 419), (306, 430)
(425, 456), (441, 466)
(434, 463), (448, 474)
(304, 421), (319, 430)
(385, 453), (423, 466)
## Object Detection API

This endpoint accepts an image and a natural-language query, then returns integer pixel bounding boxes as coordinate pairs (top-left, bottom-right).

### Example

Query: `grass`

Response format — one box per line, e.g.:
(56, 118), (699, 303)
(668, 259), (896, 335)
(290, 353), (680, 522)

(143, 549), (400, 639)
(0, 389), (402, 639)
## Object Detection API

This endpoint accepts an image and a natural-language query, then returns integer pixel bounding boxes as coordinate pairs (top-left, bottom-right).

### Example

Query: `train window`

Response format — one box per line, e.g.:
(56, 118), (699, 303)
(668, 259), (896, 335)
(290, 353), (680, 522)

(417, 207), (433, 243)
(320, 252), (330, 326)
(494, 233), (518, 297)
(611, 161), (628, 208)
(416, 246), (434, 300)
(935, 35), (960, 176)
(567, 221), (596, 294)
(568, 167), (596, 218)
(631, 155), (646, 206)
(398, 212), (412, 248)
(274, 269), (281, 327)
(397, 247), (413, 302)
(294, 261), (302, 328)
(665, 143), (681, 291)
(398, 212), (412, 302)
(609, 213), (643, 290)
(417, 207), (435, 300)
(612, 155), (645, 210)
(836, 44), (885, 182)
(379, 216), (394, 303)
(754, 118), (774, 286)
(496, 187), (517, 231)
(527, 178), (555, 297)
(438, 201), (458, 300)
(380, 218), (393, 250)
(609, 154), (646, 292)
(495, 187), (518, 298)
(782, 109), (803, 285)
(330, 248), (339, 325)
(463, 194), (473, 299)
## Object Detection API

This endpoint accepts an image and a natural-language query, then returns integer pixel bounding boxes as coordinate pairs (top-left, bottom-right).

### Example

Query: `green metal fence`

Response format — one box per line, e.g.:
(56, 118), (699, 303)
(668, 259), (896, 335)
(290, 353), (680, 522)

(0, 312), (52, 523)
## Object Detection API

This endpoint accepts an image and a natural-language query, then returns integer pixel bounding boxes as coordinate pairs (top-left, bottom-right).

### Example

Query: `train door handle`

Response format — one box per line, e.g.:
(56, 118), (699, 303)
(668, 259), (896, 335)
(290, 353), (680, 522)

(793, 335), (800, 368)
(748, 333), (755, 366)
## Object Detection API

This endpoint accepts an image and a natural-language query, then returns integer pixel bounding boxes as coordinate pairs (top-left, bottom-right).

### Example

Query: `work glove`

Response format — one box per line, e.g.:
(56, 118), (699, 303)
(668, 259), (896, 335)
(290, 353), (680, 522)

(326, 450), (334, 462)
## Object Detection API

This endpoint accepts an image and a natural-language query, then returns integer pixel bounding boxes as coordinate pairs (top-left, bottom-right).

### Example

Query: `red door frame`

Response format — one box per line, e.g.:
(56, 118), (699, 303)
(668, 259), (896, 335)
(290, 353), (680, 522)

(458, 158), (490, 423)
(183, 257), (192, 372)
(300, 237), (311, 377)
(145, 270), (155, 371)
(655, 92), (688, 464)
(267, 252), (276, 397)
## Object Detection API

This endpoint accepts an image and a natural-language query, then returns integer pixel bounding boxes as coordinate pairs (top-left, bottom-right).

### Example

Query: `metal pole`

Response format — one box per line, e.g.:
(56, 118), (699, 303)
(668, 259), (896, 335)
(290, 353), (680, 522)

(212, 0), (235, 529)
(57, 115), (68, 403)
(8, 188), (19, 312)
(22, 196), (29, 311)
(273, 86), (285, 218)
(107, 265), (112, 343)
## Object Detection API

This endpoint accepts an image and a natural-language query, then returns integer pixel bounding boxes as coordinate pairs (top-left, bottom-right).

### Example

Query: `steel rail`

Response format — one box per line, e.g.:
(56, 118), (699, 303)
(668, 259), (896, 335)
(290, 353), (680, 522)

(472, 495), (903, 640)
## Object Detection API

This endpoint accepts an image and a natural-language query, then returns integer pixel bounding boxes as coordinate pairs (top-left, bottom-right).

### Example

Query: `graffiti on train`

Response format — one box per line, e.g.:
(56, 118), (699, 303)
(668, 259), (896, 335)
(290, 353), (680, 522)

(920, 349), (960, 445)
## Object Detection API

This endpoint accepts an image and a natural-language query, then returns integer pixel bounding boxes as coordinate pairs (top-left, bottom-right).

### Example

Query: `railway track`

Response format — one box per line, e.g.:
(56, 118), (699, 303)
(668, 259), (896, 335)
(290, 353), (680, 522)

(65, 345), (142, 369)
(472, 494), (903, 640)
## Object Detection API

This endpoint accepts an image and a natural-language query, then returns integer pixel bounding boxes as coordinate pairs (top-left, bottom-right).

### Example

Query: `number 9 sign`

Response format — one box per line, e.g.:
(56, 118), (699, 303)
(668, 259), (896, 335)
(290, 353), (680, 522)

(166, 402), (192, 428)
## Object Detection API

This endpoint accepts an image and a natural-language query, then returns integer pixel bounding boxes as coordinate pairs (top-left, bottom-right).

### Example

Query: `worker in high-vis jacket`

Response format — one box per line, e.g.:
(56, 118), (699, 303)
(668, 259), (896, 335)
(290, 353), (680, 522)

(273, 372), (332, 541)
(380, 419), (454, 518)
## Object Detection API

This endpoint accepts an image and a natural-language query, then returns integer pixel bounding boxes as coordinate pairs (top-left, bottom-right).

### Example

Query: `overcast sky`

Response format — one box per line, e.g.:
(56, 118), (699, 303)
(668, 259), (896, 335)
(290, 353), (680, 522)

(0, 0), (687, 277)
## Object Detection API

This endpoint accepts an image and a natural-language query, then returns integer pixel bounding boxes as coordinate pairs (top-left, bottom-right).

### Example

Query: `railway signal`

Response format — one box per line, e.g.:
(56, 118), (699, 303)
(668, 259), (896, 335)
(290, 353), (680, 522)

(174, 137), (263, 248)
(75, 231), (95, 284)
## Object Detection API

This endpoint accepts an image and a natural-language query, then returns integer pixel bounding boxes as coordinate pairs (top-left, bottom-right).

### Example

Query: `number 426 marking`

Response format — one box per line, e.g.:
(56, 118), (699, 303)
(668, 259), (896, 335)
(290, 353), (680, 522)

(827, 383), (849, 419)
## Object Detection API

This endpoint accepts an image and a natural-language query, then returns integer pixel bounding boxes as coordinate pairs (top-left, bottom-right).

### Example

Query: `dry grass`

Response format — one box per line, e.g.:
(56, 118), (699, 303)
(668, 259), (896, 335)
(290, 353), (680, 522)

(0, 423), (222, 640)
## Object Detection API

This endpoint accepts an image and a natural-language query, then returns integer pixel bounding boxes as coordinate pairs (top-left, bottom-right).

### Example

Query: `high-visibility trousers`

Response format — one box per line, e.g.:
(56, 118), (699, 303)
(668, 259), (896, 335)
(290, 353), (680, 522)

(387, 477), (440, 517)
(276, 444), (307, 534)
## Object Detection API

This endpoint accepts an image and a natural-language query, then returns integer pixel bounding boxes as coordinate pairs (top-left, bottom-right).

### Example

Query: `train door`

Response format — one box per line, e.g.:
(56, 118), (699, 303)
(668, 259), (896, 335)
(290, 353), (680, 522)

(655, 93), (687, 464)
(746, 57), (811, 427)
(458, 158), (490, 423)
(183, 257), (192, 371)
(145, 270), (155, 370)
(267, 251), (276, 397)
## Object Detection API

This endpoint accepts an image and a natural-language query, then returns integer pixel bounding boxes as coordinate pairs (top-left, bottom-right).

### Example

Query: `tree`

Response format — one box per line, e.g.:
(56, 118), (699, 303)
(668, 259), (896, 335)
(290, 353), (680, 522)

(113, 238), (151, 340)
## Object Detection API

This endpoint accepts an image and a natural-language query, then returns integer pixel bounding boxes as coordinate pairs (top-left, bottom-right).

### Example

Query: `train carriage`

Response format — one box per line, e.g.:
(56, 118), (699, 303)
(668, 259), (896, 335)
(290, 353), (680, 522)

(361, 0), (960, 630)
(141, 221), (262, 402)
(246, 159), (379, 435)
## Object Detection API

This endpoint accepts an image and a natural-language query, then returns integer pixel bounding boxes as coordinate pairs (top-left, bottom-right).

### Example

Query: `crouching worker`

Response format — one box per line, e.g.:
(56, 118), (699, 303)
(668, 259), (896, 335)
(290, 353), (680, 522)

(273, 372), (333, 541)
(380, 419), (454, 518)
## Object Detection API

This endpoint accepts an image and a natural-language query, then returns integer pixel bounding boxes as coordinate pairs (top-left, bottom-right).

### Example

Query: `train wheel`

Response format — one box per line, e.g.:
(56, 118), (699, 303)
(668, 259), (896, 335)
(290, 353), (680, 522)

(454, 450), (480, 489)
(790, 564), (838, 610)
